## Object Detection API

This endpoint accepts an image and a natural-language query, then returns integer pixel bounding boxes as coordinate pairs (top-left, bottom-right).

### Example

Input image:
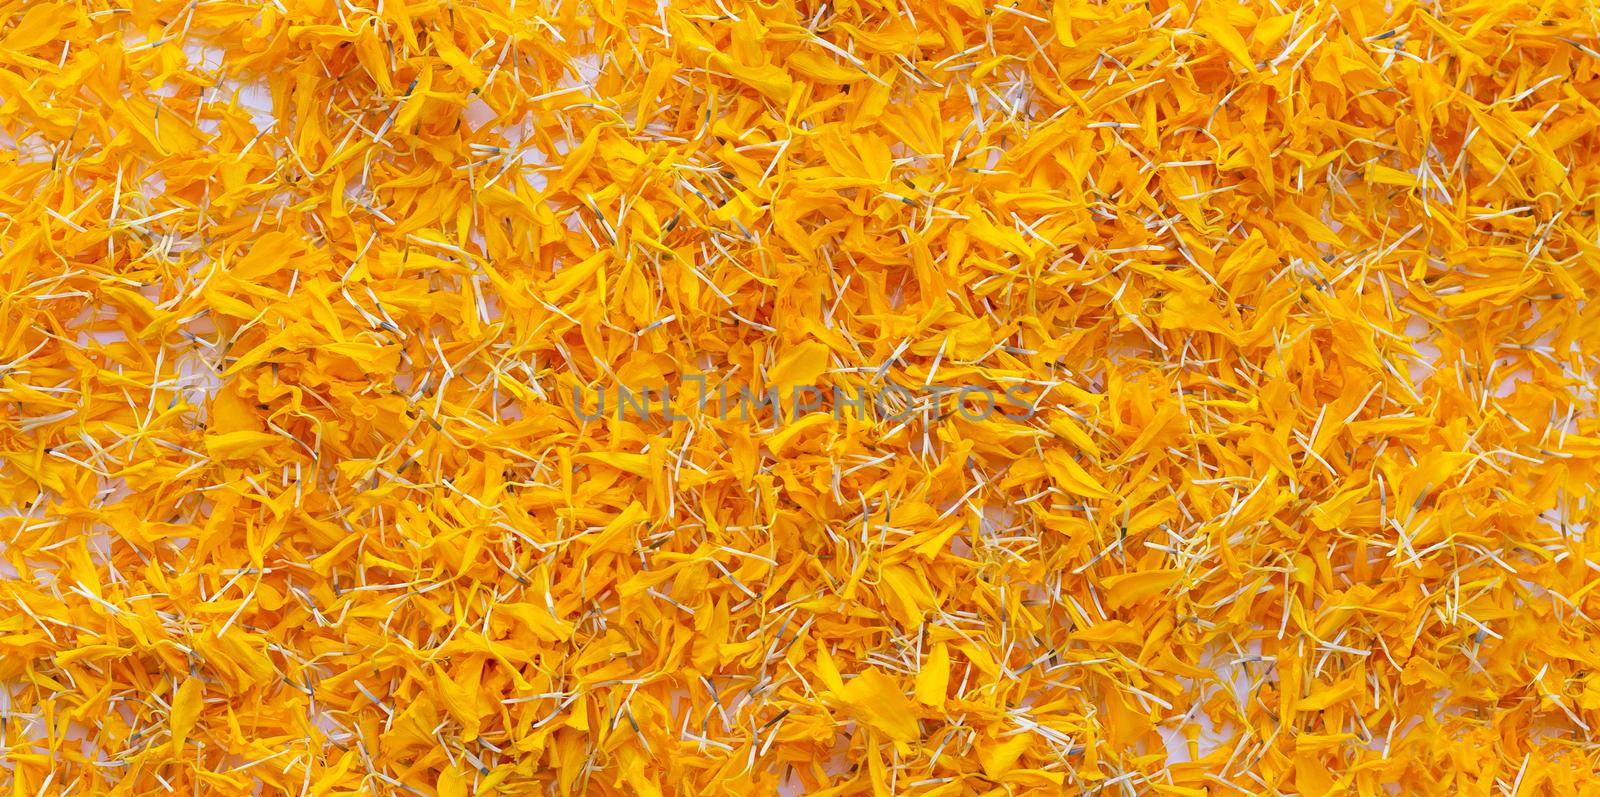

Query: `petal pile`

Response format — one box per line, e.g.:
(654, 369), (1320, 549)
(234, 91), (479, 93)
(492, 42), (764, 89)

(1, 0), (1599, 794)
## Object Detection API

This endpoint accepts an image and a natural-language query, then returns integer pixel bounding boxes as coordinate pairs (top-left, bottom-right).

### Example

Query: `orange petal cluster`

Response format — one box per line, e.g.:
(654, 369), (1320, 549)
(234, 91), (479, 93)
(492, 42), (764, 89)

(2, 0), (1600, 794)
